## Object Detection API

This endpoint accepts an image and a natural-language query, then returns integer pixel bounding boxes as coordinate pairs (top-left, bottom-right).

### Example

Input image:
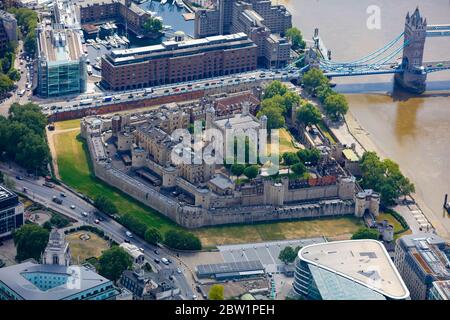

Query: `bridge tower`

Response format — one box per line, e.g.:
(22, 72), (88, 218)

(395, 7), (428, 93)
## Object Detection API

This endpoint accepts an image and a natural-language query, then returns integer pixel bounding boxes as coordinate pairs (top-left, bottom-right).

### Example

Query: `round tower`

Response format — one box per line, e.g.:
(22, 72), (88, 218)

(354, 192), (367, 218)
(205, 105), (215, 130)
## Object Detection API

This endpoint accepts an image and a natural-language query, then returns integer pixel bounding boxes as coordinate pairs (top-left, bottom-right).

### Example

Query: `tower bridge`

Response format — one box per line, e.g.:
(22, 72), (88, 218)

(295, 7), (450, 93)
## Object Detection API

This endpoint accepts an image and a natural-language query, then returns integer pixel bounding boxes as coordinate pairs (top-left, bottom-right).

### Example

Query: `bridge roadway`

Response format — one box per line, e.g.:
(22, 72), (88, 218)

(426, 24), (450, 37)
(40, 69), (301, 116)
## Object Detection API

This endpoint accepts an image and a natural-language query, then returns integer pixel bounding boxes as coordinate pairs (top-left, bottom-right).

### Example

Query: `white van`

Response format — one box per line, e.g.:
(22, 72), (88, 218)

(161, 258), (169, 265)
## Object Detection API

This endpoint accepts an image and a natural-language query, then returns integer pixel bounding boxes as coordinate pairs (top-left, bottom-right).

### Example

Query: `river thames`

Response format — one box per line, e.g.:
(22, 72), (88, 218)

(280, 0), (450, 238)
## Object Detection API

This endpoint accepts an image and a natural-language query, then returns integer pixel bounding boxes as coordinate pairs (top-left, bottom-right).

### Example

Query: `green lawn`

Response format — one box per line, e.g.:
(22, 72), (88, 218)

(54, 129), (179, 234)
(53, 120), (364, 248)
(376, 212), (412, 239)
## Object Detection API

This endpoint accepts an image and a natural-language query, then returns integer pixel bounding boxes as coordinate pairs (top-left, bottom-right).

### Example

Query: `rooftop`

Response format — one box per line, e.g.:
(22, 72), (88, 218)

(214, 114), (260, 132)
(38, 24), (84, 63)
(399, 233), (450, 279)
(0, 261), (114, 300)
(107, 33), (255, 64)
(299, 240), (410, 300)
(431, 280), (450, 300)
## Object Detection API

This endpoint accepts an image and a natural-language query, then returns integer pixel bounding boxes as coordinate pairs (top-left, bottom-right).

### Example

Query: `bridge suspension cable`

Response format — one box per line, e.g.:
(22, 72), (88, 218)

(319, 32), (405, 66)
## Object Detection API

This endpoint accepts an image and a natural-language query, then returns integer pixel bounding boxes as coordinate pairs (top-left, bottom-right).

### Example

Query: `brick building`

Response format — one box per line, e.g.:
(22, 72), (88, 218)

(101, 32), (258, 91)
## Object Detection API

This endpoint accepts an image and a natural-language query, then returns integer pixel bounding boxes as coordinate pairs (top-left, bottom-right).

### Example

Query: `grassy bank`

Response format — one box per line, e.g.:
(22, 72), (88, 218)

(53, 120), (364, 247)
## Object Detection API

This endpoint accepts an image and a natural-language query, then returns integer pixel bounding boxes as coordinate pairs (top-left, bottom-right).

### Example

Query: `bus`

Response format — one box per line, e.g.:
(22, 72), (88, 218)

(79, 99), (93, 106)
(102, 96), (113, 103)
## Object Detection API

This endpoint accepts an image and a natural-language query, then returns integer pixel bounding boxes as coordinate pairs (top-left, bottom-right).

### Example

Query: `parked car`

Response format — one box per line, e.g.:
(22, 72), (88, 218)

(154, 258), (160, 264)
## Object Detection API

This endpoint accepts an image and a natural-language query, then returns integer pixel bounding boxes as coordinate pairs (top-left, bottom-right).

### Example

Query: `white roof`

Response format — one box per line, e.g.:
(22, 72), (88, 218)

(299, 240), (410, 300)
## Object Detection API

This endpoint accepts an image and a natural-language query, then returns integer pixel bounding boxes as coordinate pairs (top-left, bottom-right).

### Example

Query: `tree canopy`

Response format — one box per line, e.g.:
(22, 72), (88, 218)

(263, 81), (288, 99)
(94, 195), (118, 216)
(13, 224), (49, 262)
(143, 17), (163, 34)
(243, 165), (259, 180)
(359, 152), (415, 206)
(296, 102), (322, 127)
(297, 148), (321, 166)
(144, 227), (162, 245)
(282, 152), (300, 166)
(98, 246), (132, 282)
(208, 284), (224, 300)
(164, 230), (202, 250)
(351, 228), (380, 240)
(302, 68), (329, 93)
(278, 246), (301, 264)
(285, 27), (306, 50)
(323, 93), (349, 121)
(231, 163), (245, 177)
(0, 103), (50, 174)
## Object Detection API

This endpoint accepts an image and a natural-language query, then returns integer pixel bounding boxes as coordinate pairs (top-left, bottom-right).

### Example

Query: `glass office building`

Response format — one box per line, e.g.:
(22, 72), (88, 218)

(37, 24), (87, 97)
(293, 240), (410, 300)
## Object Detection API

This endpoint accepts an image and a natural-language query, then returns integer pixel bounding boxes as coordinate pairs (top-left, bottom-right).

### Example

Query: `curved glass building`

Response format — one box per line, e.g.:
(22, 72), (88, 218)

(293, 240), (410, 300)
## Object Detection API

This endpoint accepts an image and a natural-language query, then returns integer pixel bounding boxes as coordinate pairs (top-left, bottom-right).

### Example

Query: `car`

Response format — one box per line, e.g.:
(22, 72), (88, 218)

(70, 205), (76, 210)
(123, 239), (130, 243)
(192, 294), (197, 300)
(167, 258), (173, 264)
(436, 63), (444, 67)
(125, 231), (133, 238)
(81, 212), (88, 217)
(161, 258), (169, 265)
(154, 249), (159, 255)
(94, 219), (100, 224)
(15, 176), (23, 180)
(139, 248), (144, 253)
(60, 192), (66, 197)
(164, 89), (170, 93)
(176, 268), (182, 274)
(154, 258), (160, 264)
(43, 182), (55, 188)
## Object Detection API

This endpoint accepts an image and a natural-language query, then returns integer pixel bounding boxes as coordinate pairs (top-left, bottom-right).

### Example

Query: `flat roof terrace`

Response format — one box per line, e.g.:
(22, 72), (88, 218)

(38, 25), (83, 63)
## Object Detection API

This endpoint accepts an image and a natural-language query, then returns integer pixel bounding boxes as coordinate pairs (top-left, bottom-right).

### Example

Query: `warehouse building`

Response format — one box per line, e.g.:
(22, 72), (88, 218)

(196, 260), (265, 280)
(101, 32), (258, 91)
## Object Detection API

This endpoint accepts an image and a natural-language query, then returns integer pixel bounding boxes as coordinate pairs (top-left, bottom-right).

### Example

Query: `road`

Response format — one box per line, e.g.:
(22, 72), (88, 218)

(39, 68), (301, 115)
(0, 41), (31, 116)
(0, 164), (195, 299)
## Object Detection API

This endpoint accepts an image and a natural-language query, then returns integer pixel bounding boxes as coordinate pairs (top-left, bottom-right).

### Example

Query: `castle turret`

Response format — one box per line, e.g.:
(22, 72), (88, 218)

(205, 105), (215, 130)
(260, 115), (268, 131)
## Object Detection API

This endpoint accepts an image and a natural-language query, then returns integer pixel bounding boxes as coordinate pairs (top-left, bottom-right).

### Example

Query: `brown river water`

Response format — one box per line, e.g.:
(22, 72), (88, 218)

(279, 0), (450, 238)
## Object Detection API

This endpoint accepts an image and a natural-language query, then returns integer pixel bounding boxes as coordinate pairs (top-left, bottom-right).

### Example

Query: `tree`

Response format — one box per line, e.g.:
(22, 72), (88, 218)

(286, 27), (306, 50)
(263, 81), (288, 100)
(49, 214), (70, 228)
(143, 17), (163, 34)
(13, 224), (49, 262)
(323, 93), (349, 121)
(144, 227), (162, 245)
(94, 195), (118, 216)
(291, 162), (306, 176)
(98, 246), (132, 282)
(351, 228), (380, 240)
(257, 103), (285, 129)
(359, 152), (415, 206)
(0, 73), (14, 96)
(297, 148), (321, 166)
(278, 246), (297, 264)
(9, 103), (47, 135)
(283, 91), (301, 117)
(208, 284), (224, 300)
(316, 83), (334, 104)
(243, 165), (259, 180)
(164, 230), (202, 250)
(7, 68), (20, 81)
(120, 214), (148, 238)
(296, 103), (322, 127)
(302, 68), (329, 93)
(282, 152), (300, 166)
(231, 164), (245, 177)
(15, 134), (50, 172)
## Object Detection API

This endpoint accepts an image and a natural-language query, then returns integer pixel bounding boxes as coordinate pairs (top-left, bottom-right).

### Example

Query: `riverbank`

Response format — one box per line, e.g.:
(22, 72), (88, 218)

(342, 101), (448, 239)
